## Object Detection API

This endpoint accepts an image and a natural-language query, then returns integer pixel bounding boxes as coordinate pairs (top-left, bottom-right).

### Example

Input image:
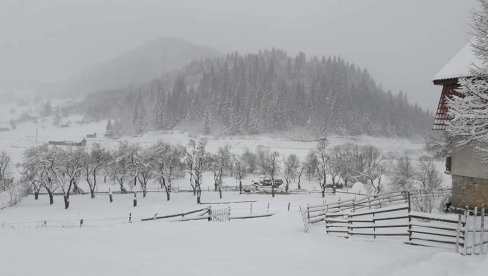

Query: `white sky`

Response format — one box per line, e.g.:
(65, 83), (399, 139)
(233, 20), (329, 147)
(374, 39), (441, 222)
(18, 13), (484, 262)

(0, 0), (478, 109)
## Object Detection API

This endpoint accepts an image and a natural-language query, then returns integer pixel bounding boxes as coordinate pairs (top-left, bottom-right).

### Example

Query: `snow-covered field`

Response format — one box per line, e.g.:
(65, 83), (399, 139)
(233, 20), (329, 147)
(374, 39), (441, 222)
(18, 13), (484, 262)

(1, 191), (487, 276)
(3, 102), (482, 276)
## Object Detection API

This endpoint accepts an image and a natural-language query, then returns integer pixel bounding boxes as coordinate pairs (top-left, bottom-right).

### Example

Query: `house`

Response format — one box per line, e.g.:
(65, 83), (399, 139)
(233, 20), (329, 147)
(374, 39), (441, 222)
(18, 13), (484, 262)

(432, 41), (488, 208)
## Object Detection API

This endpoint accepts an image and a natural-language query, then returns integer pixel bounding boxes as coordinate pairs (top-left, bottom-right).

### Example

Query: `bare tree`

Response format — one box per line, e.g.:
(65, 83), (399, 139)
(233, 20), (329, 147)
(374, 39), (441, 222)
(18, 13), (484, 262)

(283, 154), (300, 192)
(109, 142), (132, 193)
(186, 139), (208, 204)
(390, 155), (416, 192)
(0, 152), (11, 185)
(241, 149), (257, 177)
(303, 151), (318, 186)
(210, 145), (231, 199)
(50, 147), (84, 209)
(257, 148), (281, 197)
(359, 146), (384, 194)
(412, 156), (443, 213)
(334, 144), (356, 187)
(424, 132), (449, 160)
(231, 153), (248, 194)
(185, 140), (197, 195)
(82, 142), (109, 199)
(133, 146), (154, 197)
(151, 142), (184, 201)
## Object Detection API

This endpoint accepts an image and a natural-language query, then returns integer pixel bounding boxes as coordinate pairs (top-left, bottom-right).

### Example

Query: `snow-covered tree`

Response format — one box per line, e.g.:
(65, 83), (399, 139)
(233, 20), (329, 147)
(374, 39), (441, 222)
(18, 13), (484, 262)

(257, 148), (281, 197)
(283, 154), (300, 192)
(231, 153), (248, 194)
(447, 0), (488, 162)
(209, 145), (231, 199)
(359, 146), (383, 194)
(390, 155), (416, 192)
(185, 139), (208, 204)
(82, 142), (110, 199)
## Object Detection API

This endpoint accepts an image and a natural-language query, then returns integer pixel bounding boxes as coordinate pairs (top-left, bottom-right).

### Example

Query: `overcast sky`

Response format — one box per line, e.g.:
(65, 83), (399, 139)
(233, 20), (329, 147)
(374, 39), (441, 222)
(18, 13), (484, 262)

(0, 0), (478, 109)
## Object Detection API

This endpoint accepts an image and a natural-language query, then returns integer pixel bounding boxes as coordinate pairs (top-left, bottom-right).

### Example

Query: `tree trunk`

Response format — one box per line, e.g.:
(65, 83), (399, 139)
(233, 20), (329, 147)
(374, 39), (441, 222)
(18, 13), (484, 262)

(34, 192), (39, 200)
(166, 189), (170, 201)
(219, 188), (222, 199)
(321, 188), (325, 198)
(197, 188), (201, 204)
(272, 186), (275, 197)
(90, 189), (95, 199)
(48, 191), (54, 205)
(109, 194), (113, 203)
(120, 182), (127, 193)
(239, 180), (242, 194)
(142, 188), (146, 198)
(63, 195), (69, 209)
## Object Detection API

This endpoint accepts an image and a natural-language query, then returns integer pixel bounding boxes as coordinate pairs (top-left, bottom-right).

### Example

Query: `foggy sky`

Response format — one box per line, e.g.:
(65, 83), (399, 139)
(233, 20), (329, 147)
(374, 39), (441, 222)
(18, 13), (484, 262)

(0, 0), (478, 109)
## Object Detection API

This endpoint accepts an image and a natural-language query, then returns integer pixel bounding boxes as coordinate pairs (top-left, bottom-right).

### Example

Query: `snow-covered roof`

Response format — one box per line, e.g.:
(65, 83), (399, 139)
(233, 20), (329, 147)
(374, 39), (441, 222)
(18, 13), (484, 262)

(433, 41), (482, 82)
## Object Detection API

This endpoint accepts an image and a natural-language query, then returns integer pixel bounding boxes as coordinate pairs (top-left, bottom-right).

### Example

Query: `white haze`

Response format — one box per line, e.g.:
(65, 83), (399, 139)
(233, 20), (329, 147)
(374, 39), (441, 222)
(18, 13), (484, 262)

(0, 0), (477, 109)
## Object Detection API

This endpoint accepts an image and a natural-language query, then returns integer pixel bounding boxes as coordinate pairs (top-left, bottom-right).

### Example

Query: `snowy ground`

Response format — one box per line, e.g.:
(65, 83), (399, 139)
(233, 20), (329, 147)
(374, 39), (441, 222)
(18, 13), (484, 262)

(2, 102), (477, 275)
(1, 191), (487, 276)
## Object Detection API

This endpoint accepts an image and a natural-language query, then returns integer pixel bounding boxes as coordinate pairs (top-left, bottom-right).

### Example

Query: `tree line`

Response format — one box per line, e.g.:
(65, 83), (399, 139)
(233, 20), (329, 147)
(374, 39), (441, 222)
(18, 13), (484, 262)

(77, 49), (433, 138)
(17, 140), (442, 211)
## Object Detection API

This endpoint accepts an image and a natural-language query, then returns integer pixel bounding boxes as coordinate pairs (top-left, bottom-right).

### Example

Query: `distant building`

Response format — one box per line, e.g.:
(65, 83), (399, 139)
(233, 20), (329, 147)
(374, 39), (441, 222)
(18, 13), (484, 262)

(48, 138), (87, 147)
(432, 41), (488, 208)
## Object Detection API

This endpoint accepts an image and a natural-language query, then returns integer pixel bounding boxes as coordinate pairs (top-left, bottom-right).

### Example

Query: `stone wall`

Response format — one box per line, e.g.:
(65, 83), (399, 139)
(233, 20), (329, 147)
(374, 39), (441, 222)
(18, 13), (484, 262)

(452, 175), (488, 208)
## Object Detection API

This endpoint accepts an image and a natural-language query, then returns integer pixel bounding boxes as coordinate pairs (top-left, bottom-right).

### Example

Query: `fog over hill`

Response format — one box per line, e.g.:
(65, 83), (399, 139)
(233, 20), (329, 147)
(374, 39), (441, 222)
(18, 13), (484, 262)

(59, 37), (219, 96)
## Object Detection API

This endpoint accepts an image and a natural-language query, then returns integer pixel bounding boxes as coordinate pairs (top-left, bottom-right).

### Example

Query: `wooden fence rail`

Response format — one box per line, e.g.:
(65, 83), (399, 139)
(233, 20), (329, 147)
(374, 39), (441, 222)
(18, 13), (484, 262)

(303, 190), (486, 256)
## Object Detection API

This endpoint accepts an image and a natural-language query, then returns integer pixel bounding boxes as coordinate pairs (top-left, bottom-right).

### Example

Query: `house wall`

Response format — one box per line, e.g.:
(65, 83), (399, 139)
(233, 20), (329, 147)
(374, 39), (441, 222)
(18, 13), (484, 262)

(451, 139), (488, 179)
(452, 175), (488, 208)
(449, 139), (488, 208)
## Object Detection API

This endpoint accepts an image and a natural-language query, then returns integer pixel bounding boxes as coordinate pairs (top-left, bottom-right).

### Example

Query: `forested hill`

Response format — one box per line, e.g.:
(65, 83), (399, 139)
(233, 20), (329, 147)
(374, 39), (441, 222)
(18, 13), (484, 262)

(78, 49), (433, 138)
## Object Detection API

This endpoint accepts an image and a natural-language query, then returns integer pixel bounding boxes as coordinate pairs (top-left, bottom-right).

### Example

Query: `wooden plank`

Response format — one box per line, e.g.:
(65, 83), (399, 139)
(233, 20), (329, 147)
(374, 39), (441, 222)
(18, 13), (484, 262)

(409, 214), (462, 225)
(374, 216), (409, 222)
(350, 224), (409, 229)
(230, 214), (274, 220)
(350, 232), (409, 237)
(411, 237), (462, 246)
(325, 219), (348, 223)
(349, 206), (408, 217)
(411, 223), (459, 232)
(326, 229), (349, 233)
(408, 229), (460, 239)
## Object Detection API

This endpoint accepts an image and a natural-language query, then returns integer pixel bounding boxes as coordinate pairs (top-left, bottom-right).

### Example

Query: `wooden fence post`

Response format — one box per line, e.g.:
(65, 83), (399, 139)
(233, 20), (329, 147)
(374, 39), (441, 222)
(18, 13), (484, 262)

(456, 213), (462, 254)
(481, 205), (486, 254)
(208, 206), (212, 221)
(463, 208), (468, 256)
(324, 211), (328, 234)
(250, 202), (253, 215)
(474, 207), (479, 255)
(129, 213), (132, 223)
(267, 203), (270, 214)
(307, 204), (310, 224)
(373, 212), (376, 239)
(288, 202), (291, 212)
(407, 191), (412, 242)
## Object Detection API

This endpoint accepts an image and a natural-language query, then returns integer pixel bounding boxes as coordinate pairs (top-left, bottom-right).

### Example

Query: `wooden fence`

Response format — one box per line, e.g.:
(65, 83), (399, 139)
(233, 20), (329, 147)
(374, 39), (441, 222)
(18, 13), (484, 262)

(302, 189), (486, 256)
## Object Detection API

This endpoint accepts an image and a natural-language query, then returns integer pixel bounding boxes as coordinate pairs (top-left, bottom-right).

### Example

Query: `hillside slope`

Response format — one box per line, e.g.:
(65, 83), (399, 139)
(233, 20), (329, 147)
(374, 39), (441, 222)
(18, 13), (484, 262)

(77, 49), (433, 138)
(62, 37), (219, 95)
